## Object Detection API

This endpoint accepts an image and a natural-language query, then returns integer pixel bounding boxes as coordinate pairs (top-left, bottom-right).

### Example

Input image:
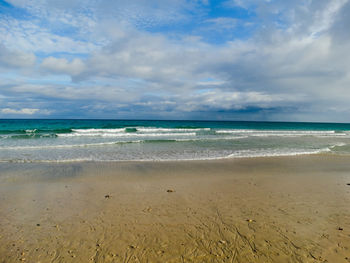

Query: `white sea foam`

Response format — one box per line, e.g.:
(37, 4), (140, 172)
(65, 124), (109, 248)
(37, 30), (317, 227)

(216, 129), (336, 134)
(0, 158), (95, 163)
(329, 142), (347, 149)
(72, 128), (125, 133)
(215, 129), (347, 137)
(225, 147), (332, 159)
(0, 140), (143, 150)
(173, 136), (248, 142)
(137, 127), (210, 132)
(71, 127), (209, 133)
(332, 142), (347, 147)
(58, 132), (196, 137)
(25, 129), (37, 133)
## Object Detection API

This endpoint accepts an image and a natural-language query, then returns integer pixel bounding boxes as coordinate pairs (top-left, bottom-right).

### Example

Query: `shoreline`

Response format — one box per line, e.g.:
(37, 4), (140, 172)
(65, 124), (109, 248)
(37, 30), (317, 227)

(0, 151), (342, 165)
(1, 155), (350, 262)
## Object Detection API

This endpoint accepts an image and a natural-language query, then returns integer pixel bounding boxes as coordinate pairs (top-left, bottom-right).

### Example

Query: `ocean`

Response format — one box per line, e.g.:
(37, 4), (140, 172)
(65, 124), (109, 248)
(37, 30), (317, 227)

(1, 119), (350, 162)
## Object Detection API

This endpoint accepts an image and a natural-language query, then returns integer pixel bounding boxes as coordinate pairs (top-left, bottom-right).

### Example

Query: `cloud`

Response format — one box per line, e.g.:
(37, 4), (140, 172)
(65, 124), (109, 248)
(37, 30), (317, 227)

(7, 83), (139, 102)
(0, 18), (101, 54)
(1, 108), (39, 115)
(205, 17), (238, 30)
(222, 0), (253, 9)
(0, 44), (36, 68)
(1, 0), (350, 121)
(41, 57), (85, 76)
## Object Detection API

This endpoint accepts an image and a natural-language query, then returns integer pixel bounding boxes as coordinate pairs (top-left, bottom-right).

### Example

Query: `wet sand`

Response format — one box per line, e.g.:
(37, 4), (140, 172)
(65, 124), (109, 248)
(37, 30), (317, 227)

(0, 155), (350, 262)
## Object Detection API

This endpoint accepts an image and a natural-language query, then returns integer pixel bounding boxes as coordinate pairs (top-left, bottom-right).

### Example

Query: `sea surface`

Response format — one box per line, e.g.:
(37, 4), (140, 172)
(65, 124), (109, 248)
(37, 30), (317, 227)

(1, 119), (350, 162)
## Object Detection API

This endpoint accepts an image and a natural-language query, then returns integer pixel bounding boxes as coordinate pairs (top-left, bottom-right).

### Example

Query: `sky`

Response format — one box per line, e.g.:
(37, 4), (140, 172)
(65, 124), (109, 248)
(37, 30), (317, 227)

(0, 0), (350, 121)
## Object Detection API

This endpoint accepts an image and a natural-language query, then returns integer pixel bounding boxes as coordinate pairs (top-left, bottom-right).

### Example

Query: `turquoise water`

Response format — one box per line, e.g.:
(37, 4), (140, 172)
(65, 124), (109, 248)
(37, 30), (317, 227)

(1, 119), (350, 162)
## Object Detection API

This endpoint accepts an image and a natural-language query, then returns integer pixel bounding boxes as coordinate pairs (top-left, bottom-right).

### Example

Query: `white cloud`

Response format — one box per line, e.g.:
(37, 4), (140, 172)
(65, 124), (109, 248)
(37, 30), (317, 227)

(1, 0), (204, 53)
(1, 108), (39, 115)
(0, 44), (36, 68)
(0, 18), (102, 54)
(206, 17), (237, 28)
(309, 0), (348, 37)
(41, 57), (85, 76)
(223, 0), (252, 9)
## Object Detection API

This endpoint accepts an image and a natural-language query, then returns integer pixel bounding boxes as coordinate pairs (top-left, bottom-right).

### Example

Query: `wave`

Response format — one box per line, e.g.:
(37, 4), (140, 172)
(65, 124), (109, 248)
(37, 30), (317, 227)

(0, 128), (72, 134)
(2, 126), (349, 140)
(0, 135), (246, 149)
(329, 142), (347, 148)
(0, 135), (251, 151)
(0, 140), (145, 150)
(0, 134), (58, 140)
(0, 147), (334, 163)
(225, 148), (332, 159)
(0, 158), (95, 163)
(49, 127), (211, 138)
(215, 129), (348, 137)
(0, 128), (72, 139)
(58, 132), (197, 138)
(61, 127), (347, 138)
(71, 128), (125, 133)
(216, 129), (338, 134)
(136, 127), (211, 132)
(71, 127), (210, 133)
(125, 127), (138, 133)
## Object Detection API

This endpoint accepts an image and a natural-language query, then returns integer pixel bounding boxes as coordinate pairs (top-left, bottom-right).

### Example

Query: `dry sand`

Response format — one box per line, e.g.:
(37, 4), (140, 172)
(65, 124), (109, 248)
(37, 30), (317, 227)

(0, 155), (350, 262)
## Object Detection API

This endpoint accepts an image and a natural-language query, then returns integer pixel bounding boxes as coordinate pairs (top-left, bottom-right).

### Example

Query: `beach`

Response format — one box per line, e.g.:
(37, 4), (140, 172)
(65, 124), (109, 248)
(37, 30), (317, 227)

(3, 0), (350, 261)
(0, 155), (350, 262)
